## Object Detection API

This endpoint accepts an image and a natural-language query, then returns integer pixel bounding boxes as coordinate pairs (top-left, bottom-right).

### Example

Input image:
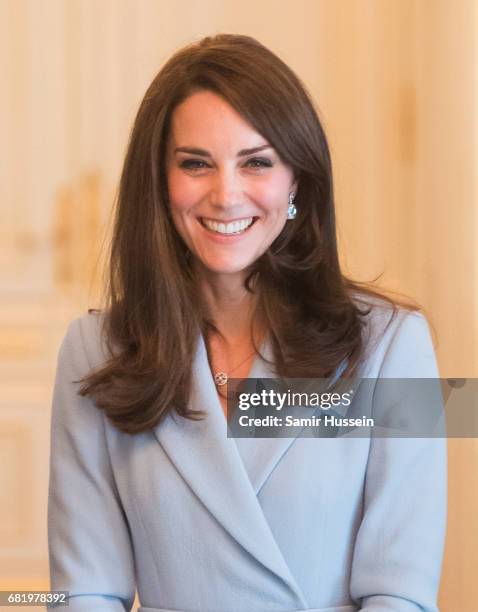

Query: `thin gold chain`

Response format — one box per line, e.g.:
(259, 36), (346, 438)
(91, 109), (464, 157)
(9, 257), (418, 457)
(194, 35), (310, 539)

(213, 348), (256, 386)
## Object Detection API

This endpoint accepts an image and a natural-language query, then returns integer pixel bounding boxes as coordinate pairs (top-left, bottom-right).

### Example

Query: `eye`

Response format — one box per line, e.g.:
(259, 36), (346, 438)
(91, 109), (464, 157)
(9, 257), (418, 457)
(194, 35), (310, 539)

(245, 157), (274, 168)
(179, 159), (209, 171)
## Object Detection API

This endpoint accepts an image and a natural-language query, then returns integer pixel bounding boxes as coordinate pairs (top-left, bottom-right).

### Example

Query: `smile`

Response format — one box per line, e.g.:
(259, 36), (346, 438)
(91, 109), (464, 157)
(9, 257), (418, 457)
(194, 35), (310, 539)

(200, 217), (257, 235)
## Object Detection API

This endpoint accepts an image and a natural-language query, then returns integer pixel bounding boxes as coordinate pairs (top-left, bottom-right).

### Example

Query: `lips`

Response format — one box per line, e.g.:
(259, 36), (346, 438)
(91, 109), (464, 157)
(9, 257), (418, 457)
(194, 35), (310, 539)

(200, 216), (257, 235)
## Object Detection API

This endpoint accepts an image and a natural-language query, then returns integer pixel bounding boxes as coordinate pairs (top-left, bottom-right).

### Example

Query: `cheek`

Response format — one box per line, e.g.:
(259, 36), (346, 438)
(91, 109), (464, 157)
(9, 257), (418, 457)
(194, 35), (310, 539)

(167, 170), (200, 213)
(256, 180), (289, 214)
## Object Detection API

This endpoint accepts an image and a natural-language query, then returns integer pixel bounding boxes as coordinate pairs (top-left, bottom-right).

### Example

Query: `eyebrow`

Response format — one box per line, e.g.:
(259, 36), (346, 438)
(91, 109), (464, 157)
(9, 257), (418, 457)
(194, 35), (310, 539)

(173, 144), (273, 157)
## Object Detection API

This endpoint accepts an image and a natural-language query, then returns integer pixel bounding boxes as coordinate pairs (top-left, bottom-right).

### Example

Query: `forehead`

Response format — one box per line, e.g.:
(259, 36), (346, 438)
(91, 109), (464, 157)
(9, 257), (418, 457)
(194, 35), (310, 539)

(168, 90), (265, 147)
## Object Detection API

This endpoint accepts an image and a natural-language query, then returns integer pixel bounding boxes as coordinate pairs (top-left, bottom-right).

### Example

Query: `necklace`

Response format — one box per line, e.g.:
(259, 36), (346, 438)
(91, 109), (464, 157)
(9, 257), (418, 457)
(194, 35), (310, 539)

(213, 349), (257, 386)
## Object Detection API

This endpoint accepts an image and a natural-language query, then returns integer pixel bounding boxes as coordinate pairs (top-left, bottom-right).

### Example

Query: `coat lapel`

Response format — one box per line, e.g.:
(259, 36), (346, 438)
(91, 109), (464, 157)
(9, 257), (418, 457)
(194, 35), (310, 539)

(232, 341), (351, 495)
(232, 338), (310, 495)
(153, 333), (308, 609)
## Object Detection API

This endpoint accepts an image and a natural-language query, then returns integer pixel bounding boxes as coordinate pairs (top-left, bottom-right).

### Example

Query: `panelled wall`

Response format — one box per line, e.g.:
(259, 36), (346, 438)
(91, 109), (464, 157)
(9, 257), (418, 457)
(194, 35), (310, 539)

(1, 1), (476, 610)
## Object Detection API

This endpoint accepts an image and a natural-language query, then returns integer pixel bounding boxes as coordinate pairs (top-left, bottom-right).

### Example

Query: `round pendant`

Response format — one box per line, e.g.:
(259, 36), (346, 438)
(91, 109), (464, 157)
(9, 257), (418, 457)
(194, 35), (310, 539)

(214, 372), (228, 386)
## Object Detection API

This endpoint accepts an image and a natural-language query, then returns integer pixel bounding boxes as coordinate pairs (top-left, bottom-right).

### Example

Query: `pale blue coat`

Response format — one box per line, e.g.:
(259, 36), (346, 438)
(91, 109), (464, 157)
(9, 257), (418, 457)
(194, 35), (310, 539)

(47, 301), (447, 611)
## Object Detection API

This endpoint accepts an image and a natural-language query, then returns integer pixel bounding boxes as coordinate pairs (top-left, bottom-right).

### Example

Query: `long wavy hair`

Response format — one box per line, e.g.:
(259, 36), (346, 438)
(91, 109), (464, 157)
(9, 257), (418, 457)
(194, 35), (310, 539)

(77, 33), (418, 434)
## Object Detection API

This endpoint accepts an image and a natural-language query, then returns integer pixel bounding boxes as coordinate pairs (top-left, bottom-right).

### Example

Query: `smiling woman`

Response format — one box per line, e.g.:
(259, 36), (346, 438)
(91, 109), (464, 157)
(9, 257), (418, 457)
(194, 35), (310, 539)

(47, 34), (446, 612)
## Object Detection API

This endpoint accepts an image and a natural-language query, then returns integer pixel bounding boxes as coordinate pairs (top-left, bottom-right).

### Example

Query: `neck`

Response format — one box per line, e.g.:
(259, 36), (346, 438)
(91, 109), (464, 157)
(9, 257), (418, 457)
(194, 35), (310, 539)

(196, 267), (258, 344)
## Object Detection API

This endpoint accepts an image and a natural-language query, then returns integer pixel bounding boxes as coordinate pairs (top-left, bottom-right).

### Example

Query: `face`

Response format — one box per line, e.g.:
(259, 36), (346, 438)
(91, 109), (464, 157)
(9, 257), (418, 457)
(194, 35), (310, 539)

(166, 90), (297, 282)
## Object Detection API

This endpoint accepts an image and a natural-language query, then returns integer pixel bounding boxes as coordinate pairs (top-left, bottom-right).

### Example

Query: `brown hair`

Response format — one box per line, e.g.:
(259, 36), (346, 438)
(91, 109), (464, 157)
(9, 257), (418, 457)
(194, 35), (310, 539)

(77, 33), (418, 434)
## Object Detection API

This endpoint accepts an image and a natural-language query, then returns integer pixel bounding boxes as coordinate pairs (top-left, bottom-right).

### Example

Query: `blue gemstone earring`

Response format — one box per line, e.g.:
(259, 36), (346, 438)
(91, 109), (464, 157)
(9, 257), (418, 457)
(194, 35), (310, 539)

(287, 192), (297, 220)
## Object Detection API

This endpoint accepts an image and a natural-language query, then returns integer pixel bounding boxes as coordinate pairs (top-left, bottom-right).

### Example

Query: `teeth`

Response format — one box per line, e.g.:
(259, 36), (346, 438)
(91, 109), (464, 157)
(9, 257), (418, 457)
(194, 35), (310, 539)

(202, 217), (254, 235)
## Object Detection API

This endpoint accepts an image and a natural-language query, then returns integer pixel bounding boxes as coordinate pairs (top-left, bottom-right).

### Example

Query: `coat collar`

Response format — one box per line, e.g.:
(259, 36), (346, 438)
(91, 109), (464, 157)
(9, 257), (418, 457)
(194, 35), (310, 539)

(153, 333), (309, 608)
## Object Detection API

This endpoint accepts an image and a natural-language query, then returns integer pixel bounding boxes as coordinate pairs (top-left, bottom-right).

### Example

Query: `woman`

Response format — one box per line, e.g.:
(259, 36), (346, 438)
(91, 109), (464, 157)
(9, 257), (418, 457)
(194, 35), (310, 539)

(47, 34), (446, 612)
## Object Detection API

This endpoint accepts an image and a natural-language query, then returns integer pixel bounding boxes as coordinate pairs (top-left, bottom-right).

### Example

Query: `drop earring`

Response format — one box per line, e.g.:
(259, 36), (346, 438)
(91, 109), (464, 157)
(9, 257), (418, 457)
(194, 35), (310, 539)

(287, 192), (297, 220)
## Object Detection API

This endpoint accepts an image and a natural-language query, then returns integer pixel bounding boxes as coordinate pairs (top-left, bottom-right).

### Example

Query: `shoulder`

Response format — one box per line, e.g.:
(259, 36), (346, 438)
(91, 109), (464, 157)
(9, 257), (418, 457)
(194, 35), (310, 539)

(350, 292), (438, 377)
(58, 309), (109, 374)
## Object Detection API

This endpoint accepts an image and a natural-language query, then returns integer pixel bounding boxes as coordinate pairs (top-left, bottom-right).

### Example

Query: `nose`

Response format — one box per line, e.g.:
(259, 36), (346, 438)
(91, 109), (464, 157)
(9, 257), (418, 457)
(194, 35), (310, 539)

(208, 166), (243, 210)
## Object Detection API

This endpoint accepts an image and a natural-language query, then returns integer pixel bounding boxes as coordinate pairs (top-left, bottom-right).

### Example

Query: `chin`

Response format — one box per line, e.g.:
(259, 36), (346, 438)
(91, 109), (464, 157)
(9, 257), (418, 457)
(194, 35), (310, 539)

(199, 258), (254, 277)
